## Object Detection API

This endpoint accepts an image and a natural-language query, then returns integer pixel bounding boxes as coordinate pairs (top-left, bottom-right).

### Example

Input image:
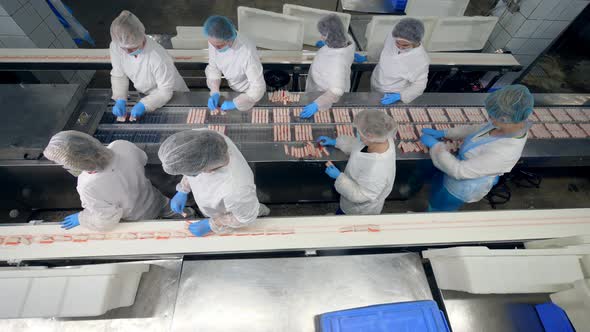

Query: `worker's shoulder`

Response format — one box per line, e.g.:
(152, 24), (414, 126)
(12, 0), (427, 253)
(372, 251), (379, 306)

(146, 39), (174, 63)
(108, 140), (140, 153)
(235, 35), (258, 55)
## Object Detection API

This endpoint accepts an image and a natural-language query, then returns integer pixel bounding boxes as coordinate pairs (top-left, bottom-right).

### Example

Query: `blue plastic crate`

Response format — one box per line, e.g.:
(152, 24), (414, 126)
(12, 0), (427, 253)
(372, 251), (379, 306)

(319, 300), (450, 332)
(535, 303), (574, 332)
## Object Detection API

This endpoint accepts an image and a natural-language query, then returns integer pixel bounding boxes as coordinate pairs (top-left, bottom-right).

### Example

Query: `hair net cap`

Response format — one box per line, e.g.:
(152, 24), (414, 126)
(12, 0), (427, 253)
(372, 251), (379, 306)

(158, 130), (229, 176)
(110, 10), (146, 48)
(392, 18), (425, 44)
(204, 15), (237, 41)
(485, 84), (534, 123)
(44, 131), (113, 172)
(354, 110), (398, 143)
(318, 14), (348, 49)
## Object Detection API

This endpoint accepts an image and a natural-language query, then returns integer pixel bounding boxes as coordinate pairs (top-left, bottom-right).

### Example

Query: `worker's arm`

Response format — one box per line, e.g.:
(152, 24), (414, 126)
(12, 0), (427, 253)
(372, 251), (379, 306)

(399, 69), (427, 103)
(209, 187), (260, 234)
(138, 58), (176, 111)
(444, 124), (482, 140)
(233, 53), (266, 111)
(175, 176), (192, 193)
(109, 43), (129, 101)
(314, 87), (343, 111)
(335, 135), (363, 155)
(77, 185), (124, 232)
(430, 143), (508, 180)
(335, 173), (383, 204)
(205, 46), (222, 95)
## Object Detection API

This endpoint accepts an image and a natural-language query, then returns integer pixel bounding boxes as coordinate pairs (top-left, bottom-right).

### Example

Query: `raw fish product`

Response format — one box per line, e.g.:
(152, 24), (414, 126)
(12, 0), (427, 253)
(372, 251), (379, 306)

(351, 108), (363, 119)
(414, 124), (432, 134)
(563, 124), (586, 138)
(545, 123), (570, 138)
(415, 141), (428, 153)
(284, 145), (289, 155)
(129, 116), (137, 122)
(116, 116), (127, 122)
(548, 108), (572, 122)
(534, 108), (555, 122)
(408, 108), (429, 123)
(528, 112), (539, 122)
(390, 108), (410, 123)
(462, 108), (486, 123)
(268, 89), (300, 104)
(565, 108), (588, 122)
(333, 108), (351, 123)
(530, 124), (552, 138)
(274, 125), (290, 142)
(273, 108), (290, 123)
(314, 110), (330, 123)
(445, 108), (467, 123)
(397, 125), (417, 140)
(427, 108), (449, 122)
(580, 124), (590, 136)
(208, 125), (226, 135)
(434, 123), (452, 131)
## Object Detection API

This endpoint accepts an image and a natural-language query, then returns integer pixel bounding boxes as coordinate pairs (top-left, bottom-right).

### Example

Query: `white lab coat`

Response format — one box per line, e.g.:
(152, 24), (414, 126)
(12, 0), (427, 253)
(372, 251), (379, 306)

(77, 140), (168, 231)
(205, 34), (266, 111)
(306, 41), (356, 110)
(430, 124), (528, 202)
(110, 37), (189, 112)
(370, 33), (430, 103)
(334, 136), (397, 215)
(176, 131), (262, 233)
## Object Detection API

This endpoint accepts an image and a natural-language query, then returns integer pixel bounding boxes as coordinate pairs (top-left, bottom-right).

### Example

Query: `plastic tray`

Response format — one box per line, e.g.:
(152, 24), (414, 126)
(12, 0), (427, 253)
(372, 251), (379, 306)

(427, 16), (498, 52)
(283, 4), (351, 46)
(237, 6), (304, 50)
(171, 36), (209, 50)
(365, 16), (437, 60)
(319, 300), (450, 332)
(535, 303), (575, 332)
(405, 0), (469, 16)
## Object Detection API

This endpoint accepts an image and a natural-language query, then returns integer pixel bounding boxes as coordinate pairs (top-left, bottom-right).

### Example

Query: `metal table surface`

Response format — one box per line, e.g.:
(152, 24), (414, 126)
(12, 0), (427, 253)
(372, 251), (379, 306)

(171, 253), (432, 332)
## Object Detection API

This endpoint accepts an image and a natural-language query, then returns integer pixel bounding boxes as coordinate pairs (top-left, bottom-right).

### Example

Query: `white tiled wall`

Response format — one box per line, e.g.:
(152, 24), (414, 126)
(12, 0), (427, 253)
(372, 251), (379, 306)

(0, 0), (94, 86)
(488, 0), (589, 88)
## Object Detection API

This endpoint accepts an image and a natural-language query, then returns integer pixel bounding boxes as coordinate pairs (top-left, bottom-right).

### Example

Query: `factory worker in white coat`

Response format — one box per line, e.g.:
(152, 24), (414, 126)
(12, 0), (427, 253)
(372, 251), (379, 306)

(371, 18), (430, 105)
(204, 15), (265, 112)
(43, 131), (170, 231)
(110, 10), (189, 119)
(317, 110), (397, 215)
(158, 129), (270, 237)
(420, 85), (533, 212)
(300, 14), (356, 118)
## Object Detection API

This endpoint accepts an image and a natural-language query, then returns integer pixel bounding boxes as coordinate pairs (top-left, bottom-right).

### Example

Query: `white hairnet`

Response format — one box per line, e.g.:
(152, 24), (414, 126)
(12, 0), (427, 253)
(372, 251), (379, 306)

(158, 130), (229, 176)
(354, 110), (398, 143)
(110, 10), (146, 48)
(318, 14), (348, 49)
(392, 18), (425, 44)
(44, 131), (114, 171)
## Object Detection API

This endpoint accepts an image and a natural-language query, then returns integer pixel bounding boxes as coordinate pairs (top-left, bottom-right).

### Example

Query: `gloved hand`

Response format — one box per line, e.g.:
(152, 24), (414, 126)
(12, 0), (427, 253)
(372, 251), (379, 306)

(301, 102), (319, 118)
(317, 136), (336, 146)
(221, 100), (236, 111)
(421, 128), (445, 139)
(420, 134), (441, 148)
(189, 219), (212, 237)
(171, 192), (188, 214)
(354, 53), (367, 63)
(112, 99), (127, 117)
(131, 102), (146, 117)
(325, 165), (341, 179)
(315, 40), (325, 48)
(380, 93), (401, 105)
(208, 92), (220, 111)
(61, 212), (80, 230)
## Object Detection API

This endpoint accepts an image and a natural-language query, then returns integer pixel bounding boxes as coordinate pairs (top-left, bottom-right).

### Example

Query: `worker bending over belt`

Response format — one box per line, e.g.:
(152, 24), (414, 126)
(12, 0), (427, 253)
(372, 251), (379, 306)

(110, 10), (189, 119)
(204, 15), (266, 112)
(420, 85), (533, 212)
(300, 14), (356, 118)
(159, 130), (270, 237)
(371, 18), (430, 105)
(44, 131), (173, 231)
(317, 110), (398, 215)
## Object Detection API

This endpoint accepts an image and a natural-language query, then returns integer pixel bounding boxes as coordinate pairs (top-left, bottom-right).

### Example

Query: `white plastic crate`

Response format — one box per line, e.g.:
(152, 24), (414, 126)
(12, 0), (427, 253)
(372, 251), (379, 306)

(405, 0), (469, 16)
(423, 246), (590, 294)
(365, 15), (437, 60)
(283, 4), (351, 46)
(176, 26), (205, 37)
(0, 262), (149, 318)
(427, 16), (498, 52)
(525, 235), (590, 249)
(237, 6), (304, 50)
(550, 279), (590, 331)
(172, 26), (208, 50)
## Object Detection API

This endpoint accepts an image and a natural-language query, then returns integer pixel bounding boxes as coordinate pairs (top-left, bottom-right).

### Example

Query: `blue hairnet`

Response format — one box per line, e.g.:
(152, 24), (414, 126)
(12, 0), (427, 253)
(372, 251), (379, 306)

(318, 14), (348, 48)
(485, 84), (534, 123)
(392, 18), (425, 44)
(204, 15), (237, 41)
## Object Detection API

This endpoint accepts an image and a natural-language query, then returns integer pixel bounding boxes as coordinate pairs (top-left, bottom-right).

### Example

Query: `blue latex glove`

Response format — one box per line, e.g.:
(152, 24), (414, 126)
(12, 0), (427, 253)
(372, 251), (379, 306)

(317, 136), (336, 146)
(189, 219), (212, 237)
(61, 212), (80, 230)
(112, 99), (126, 117)
(301, 102), (319, 118)
(131, 102), (146, 117)
(422, 128), (446, 139)
(325, 165), (341, 179)
(171, 192), (188, 214)
(208, 92), (220, 110)
(354, 53), (367, 63)
(420, 134), (441, 148)
(315, 40), (325, 48)
(221, 100), (236, 111)
(380, 93), (401, 105)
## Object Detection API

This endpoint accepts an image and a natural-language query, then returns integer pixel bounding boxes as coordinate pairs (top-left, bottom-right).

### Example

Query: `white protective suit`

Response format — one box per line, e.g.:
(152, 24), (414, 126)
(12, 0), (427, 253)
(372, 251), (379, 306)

(431, 123), (528, 202)
(370, 33), (430, 103)
(110, 37), (189, 112)
(334, 136), (397, 215)
(176, 132), (265, 233)
(76, 140), (168, 231)
(205, 34), (266, 111)
(306, 40), (356, 110)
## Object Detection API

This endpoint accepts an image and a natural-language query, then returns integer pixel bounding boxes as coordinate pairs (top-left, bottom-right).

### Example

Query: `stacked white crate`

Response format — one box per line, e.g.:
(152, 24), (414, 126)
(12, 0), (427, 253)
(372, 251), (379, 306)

(237, 6), (304, 50)
(171, 26), (208, 50)
(283, 4), (351, 46)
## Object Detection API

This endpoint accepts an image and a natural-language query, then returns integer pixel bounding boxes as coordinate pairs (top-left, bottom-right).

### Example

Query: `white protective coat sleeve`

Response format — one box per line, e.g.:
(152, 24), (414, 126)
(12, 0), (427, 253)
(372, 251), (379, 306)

(430, 143), (501, 180)
(78, 184), (124, 232)
(336, 136), (364, 155)
(399, 69), (427, 103)
(209, 188), (260, 234)
(110, 47), (129, 101)
(176, 176), (192, 193)
(444, 124), (482, 140)
(334, 173), (383, 204)
(205, 61), (222, 95)
(232, 56), (265, 111)
(137, 61), (176, 111)
(314, 88), (343, 111)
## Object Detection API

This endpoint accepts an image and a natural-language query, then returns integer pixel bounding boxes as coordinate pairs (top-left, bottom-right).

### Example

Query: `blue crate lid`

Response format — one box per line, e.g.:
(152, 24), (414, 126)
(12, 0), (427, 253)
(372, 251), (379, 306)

(319, 300), (450, 332)
(535, 303), (574, 332)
